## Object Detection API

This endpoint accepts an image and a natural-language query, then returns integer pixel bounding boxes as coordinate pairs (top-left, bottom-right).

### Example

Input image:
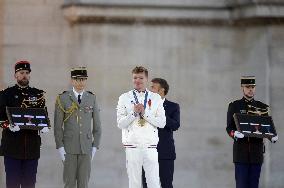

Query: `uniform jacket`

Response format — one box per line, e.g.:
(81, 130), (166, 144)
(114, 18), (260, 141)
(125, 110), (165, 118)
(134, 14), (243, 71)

(157, 99), (180, 160)
(117, 89), (166, 147)
(0, 84), (45, 159)
(226, 97), (269, 164)
(54, 90), (101, 154)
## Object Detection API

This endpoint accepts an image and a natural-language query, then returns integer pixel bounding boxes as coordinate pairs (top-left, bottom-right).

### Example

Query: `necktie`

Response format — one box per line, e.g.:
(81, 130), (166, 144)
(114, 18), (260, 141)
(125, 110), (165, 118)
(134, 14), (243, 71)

(78, 94), (81, 104)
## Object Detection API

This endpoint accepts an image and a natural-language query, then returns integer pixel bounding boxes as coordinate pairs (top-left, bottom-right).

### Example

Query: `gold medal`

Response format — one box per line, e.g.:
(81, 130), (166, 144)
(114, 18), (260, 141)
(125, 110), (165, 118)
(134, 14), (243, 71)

(138, 118), (146, 127)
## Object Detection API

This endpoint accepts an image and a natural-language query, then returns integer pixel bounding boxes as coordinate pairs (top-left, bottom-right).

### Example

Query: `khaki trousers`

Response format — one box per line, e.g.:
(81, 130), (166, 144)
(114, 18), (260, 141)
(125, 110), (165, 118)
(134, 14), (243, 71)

(63, 154), (91, 188)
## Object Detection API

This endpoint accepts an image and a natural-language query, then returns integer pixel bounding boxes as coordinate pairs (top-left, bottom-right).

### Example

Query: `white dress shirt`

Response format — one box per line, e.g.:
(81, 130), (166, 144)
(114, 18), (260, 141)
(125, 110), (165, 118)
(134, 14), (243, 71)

(73, 87), (84, 101)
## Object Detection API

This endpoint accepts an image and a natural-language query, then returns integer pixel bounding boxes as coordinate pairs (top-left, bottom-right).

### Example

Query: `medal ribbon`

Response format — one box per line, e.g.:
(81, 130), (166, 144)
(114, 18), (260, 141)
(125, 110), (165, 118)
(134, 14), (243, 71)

(132, 90), (148, 118)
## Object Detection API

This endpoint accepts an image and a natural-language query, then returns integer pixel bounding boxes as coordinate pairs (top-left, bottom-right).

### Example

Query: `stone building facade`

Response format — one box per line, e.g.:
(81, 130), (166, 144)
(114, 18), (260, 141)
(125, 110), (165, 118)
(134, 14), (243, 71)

(0, 0), (283, 187)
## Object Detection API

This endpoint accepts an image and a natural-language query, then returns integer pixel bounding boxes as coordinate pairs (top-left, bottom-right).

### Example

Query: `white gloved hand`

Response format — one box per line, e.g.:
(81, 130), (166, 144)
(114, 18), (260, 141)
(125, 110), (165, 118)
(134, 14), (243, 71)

(58, 147), (66, 162)
(271, 135), (278, 143)
(91, 147), (97, 161)
(234, 131), (244, 139)
(9, 125), (20, 132)
(40, 127), (49, 133)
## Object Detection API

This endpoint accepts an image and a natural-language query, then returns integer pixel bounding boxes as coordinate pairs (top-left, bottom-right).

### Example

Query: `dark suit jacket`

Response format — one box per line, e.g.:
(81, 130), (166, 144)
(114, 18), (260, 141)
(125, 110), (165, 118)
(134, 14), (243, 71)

(157, 99), (180, 160)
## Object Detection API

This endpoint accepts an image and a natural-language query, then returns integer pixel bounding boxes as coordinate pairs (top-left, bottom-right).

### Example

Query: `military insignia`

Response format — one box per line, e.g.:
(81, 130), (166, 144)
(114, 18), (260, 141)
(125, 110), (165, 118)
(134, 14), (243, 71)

(247, 105), (269, 115)
(84, 106), (93, 113)
(29, 96), (38, 105)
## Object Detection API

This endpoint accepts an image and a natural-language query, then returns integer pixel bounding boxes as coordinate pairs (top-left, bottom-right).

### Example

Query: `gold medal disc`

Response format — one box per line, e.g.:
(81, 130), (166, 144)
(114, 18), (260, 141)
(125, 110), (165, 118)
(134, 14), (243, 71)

(138, 118), (146, 127)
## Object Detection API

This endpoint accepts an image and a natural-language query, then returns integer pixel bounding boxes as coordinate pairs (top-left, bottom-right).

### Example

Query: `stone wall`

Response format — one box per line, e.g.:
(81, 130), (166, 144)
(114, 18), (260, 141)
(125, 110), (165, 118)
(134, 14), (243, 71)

(0, 0), (283, 188)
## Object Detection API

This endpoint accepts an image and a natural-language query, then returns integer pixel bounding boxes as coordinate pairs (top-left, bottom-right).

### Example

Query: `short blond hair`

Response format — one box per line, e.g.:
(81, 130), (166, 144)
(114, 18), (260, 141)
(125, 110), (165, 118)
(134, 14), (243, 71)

(132, 66), (148, 77)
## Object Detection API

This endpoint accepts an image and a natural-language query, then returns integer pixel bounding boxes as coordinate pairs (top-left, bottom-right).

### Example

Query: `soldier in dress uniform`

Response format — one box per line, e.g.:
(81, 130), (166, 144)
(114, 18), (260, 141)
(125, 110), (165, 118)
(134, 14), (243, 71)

(0, 60), (49, 188)
(54, 67), (101, 188)
(226, 76), (278, 188)
(116, 66), (166, 188)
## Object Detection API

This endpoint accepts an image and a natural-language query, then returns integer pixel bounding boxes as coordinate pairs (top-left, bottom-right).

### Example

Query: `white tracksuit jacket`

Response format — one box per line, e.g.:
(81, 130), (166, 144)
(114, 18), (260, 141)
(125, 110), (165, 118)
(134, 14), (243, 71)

(117, 89), (166, 147)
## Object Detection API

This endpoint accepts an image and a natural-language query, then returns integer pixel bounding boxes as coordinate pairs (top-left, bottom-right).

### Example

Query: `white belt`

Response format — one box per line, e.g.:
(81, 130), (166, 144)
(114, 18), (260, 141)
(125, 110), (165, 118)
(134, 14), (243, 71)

(123, 144), (157, 148)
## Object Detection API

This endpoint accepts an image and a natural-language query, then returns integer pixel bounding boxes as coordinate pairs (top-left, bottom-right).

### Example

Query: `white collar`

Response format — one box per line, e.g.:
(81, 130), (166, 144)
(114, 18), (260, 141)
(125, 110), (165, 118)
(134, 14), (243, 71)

(162, 98), (165, 103)
(73, 87), (84, 99)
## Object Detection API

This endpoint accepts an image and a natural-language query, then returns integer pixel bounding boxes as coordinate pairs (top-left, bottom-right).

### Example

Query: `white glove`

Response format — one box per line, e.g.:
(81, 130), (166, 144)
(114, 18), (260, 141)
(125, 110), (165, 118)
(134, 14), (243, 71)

(58, 147), (66, 162)
(92, 147), (97, 161)
(234, 131), (244, 139)
(271, 135), (278, 143)
(9, 125), (20, 132)
(40, 127), (49, 133)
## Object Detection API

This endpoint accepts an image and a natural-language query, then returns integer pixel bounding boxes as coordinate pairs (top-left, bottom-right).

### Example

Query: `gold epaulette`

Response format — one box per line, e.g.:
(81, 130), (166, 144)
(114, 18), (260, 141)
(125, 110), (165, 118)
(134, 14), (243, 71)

(56, 95), (79, 122)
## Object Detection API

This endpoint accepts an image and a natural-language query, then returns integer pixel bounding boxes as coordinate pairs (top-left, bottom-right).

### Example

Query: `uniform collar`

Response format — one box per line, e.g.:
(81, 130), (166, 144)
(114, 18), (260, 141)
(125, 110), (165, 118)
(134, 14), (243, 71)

(73, 87), (84, 99)
(15, 84), (29, 90)
(242, 96), (254, 103)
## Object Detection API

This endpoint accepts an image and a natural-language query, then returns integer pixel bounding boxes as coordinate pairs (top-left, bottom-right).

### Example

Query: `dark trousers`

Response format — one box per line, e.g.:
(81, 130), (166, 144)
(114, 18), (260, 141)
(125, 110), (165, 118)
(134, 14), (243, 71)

(4, 156), (38, 188)
(142, 159), (174, 188)
(235, 163), (262, 188)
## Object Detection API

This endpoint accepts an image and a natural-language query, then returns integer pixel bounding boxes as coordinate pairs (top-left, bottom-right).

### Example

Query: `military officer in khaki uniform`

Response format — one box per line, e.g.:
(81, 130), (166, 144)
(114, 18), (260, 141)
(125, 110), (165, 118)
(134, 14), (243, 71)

(54, 67), (101, 188)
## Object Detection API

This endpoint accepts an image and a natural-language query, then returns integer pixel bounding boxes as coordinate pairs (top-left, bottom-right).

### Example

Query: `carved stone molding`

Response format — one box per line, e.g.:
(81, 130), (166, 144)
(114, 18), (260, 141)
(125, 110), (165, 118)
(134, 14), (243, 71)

(62, 0), (284, 25)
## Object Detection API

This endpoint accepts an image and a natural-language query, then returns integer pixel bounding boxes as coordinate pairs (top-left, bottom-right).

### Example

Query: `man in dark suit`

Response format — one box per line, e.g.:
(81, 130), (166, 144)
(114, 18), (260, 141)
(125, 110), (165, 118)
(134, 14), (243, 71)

(142, 78), (180, 188)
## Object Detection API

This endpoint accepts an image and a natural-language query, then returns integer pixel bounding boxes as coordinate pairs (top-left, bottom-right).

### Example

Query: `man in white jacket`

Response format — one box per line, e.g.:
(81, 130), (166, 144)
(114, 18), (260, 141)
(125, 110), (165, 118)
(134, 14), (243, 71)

(117, 66), (166, 188)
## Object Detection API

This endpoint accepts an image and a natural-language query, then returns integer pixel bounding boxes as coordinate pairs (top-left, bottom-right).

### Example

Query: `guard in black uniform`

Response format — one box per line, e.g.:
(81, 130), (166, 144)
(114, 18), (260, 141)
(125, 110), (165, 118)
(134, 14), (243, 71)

(0, 61), (48, 188)
(226, 76), (278, 188)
